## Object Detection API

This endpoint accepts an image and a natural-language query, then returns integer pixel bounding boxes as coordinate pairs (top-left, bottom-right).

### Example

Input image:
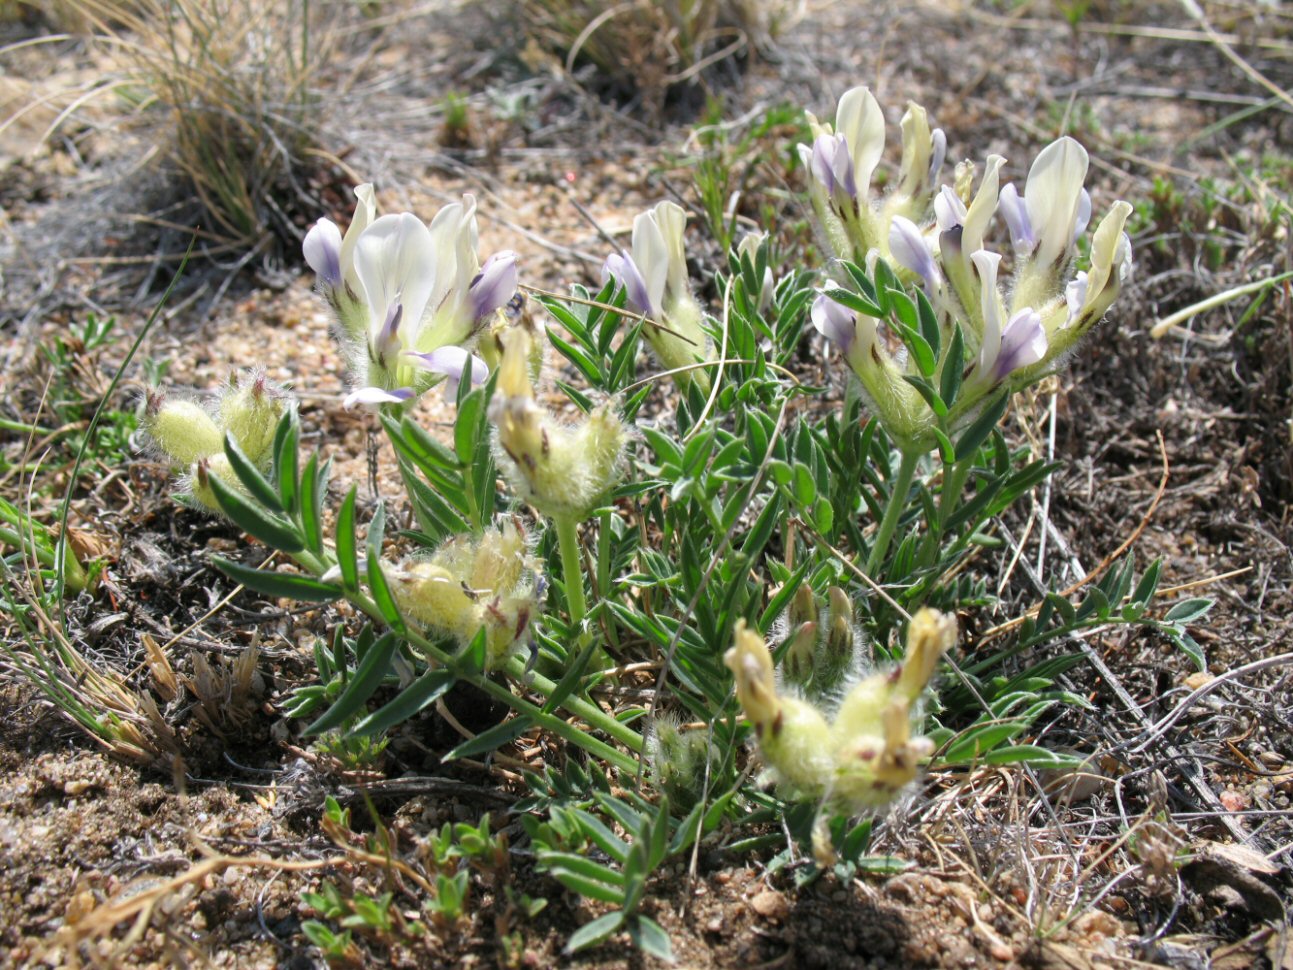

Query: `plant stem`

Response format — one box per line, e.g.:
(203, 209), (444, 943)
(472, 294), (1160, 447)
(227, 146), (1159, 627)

(865, 448), (920, 577)
(554, 514), (587, 627)
(597, 509), (620, 650)
(937, 458), (973, 526)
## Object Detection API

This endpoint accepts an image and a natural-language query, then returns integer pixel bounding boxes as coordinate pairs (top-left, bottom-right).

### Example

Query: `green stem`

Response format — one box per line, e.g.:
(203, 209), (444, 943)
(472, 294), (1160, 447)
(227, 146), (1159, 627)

(554, 514), (587, 627)
(865, 449), (920, 577)
(937, 458), (973, 526)
(596, 509), (619, 650)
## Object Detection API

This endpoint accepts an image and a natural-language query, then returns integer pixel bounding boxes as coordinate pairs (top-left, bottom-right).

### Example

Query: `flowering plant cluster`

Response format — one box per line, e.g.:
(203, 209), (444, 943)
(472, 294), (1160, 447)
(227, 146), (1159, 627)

(137, 82), (1194, 957)
(804, 86), (1132, 457)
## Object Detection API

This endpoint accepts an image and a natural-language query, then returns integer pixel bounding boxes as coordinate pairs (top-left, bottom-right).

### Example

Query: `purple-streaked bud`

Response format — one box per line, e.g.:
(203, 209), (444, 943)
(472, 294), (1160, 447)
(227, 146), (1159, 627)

(998, 183), (1035, 255)
(810, 133), (857, 200)
(1073, 189), (1092, 243)
(407, 346), (489, 400)
(888, 216), (940, 289)
(343, 386), (415, 409)
(603, 252), (655, 317)
(303, 218), (343, 288)
(928, 129), (947, 185)
(934, 186), (967, 232)
(811, 292), (855, 354)
(470, 251), (518, 320)
(995, 309), (1047, 379)
(376, 303), (404, 364)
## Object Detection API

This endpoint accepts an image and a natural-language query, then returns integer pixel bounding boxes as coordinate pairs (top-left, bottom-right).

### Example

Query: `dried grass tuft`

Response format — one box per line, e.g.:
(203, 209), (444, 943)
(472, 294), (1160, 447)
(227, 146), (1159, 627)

(517, 0), (801, 111)
(62, 0), (346, 258)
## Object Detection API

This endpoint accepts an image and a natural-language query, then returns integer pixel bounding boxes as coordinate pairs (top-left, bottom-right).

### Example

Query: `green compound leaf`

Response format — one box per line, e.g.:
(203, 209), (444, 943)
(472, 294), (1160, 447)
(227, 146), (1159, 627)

(212, 555), (341, 603)
(303, 631), (400, 736)
(208, 473), (303, 553)
(353, 667), (456, 736)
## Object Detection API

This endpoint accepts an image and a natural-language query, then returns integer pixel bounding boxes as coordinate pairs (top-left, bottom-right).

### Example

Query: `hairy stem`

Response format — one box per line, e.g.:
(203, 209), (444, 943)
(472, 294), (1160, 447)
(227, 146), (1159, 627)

(866, 448), (920, 577)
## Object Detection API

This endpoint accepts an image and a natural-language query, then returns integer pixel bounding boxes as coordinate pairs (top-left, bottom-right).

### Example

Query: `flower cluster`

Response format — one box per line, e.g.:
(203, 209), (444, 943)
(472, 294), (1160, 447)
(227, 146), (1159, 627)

(602, 200), (713, 391)
(724, 608), (956, 812)
(390, 521), (542, 670)
(487, 327), (629, 523)
(803, 87), (1133, 452)
(143, 370), (290, 512)
(303, 184), (517, 409)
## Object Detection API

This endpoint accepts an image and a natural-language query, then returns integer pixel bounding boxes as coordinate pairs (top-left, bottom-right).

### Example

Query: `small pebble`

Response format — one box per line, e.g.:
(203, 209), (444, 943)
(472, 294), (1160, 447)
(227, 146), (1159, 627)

(749, 889), (788, 920)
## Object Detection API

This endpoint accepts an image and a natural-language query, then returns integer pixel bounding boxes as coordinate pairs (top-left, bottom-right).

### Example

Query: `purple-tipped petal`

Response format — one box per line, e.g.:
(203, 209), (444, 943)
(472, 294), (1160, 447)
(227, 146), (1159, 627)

(998, 183), (1035, 255)
(303, 218), (343, 287)
(376, 303), (404, 363)
(603, 252), (655, 316)
(888, 216), (940, 288)
(934, 186), (967, 232)
(811, 292), (855, 354)
(343, 386), (415, 409)
(1065, 272), (1089, 327)
(470, 251), (518, 320)
(407, 346), (489, 400)
(928, 129), (947, 185)
(810, 133), (857, 200)
(995, 309), (1047, 379)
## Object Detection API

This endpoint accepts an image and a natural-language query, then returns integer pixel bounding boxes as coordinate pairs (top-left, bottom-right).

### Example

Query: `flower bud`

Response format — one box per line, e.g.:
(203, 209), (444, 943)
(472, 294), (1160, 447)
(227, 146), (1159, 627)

(789, 583), (816, 629)
(724, 620), (834, 793)
(144, 396), (223, 467)
(725, 610), (956, 813)
(647, 714), (717, 810)
(604, 202), (713, 392)
(219, 371), (288, 466)
(391, 522), (541, 669)
(489, 329), (628, 521)
(781, 620), (817, 688)
(189, 454), (245, 512)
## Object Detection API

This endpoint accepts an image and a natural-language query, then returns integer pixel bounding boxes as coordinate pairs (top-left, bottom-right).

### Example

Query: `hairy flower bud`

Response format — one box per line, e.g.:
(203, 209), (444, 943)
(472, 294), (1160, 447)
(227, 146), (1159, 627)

(725, 620), (834, 794)
(489, 329), (628, 521)
(782, 620), (818, 687)
(219, 371), (287, 466)
(144, 397), (223, 467)
(189, 454), (245, 512)
(725, 610), (956, 813)
(647, 714), (718, 810)
(391, 522), (541, 669)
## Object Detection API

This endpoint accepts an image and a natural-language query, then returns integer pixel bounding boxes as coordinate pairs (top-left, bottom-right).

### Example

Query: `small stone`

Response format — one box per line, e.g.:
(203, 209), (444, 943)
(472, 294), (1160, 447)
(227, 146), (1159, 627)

(1219, 789), (1249, 812)
(1183, 671), (1213, 691)
(749, 889), (788, 920)
(1257, 751), (1285, 769)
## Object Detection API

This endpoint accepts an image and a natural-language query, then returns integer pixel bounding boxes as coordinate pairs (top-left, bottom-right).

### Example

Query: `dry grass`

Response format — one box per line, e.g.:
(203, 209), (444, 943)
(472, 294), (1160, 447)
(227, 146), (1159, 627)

(61, 0), (345, 257)
(517, 0), (800, 110)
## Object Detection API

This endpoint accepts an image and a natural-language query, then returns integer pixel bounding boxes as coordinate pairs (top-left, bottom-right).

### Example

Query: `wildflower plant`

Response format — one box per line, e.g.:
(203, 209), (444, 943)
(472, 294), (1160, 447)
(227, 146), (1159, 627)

(133, 89), (1212, 960)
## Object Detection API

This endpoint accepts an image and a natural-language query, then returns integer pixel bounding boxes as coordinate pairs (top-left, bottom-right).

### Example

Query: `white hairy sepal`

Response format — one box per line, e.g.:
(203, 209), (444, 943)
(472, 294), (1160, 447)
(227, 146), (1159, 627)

(390, 522), (540, 669)
(145, 400), (223, 467)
